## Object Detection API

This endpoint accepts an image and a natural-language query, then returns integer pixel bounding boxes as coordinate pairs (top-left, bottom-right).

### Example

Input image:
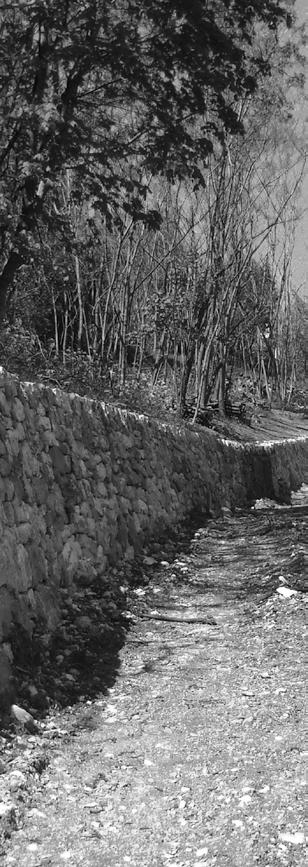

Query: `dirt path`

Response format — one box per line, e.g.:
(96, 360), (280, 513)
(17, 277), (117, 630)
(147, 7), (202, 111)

(248, 408), (308, 442)
(1, 499), (307, 867)
(206, 407), (308, 443)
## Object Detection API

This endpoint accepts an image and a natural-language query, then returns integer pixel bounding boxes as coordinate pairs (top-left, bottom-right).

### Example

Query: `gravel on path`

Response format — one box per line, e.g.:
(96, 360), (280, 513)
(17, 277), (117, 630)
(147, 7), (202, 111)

(1, 501), (307, 867)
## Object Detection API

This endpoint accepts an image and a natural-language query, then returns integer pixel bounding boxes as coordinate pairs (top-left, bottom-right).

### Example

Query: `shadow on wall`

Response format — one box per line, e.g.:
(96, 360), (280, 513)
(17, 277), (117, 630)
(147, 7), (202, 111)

(0, 574), (130, 724)
(1, 517), (211, 723)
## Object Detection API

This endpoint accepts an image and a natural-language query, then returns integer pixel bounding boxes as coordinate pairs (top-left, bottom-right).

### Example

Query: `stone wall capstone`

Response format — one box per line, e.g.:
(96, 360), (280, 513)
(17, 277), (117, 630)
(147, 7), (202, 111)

(0, 368), (307, 703)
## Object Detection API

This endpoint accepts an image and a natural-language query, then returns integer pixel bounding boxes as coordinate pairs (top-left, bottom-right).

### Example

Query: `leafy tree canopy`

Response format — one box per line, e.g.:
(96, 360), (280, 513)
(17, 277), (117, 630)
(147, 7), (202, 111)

(0, 0), (294, 315)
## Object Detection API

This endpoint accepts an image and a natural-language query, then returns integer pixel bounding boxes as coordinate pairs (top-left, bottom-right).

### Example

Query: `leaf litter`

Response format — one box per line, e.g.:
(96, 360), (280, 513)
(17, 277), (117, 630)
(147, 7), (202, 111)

(0, 501), (307, 866)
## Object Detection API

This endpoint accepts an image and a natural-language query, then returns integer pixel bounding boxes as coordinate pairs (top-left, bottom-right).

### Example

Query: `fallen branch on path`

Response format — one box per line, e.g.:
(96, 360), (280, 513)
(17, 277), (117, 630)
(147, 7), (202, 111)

(137, 612), (218, 626)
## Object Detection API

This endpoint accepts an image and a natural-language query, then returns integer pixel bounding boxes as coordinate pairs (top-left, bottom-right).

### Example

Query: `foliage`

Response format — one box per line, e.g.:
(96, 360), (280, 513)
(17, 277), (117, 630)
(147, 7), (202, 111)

(0, 0), (294, 314)
(0, 0), (306, 417)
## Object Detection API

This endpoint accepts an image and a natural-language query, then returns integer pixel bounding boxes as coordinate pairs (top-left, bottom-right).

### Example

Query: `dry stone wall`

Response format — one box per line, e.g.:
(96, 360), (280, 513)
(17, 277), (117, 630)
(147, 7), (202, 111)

(0, 368), (307, 703)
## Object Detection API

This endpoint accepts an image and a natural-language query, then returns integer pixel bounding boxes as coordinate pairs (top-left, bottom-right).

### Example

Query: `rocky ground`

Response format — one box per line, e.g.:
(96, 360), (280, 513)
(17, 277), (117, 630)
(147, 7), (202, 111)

(0, 483), (307, 866)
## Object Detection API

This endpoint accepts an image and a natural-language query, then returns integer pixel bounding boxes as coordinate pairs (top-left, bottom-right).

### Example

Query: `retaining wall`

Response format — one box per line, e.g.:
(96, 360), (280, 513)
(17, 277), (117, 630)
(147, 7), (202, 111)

(0, 368), (307, 703)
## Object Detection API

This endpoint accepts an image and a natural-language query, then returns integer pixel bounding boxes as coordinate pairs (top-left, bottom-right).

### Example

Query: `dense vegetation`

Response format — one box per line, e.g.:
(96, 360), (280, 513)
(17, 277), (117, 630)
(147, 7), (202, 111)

(0, 0), (307, 417)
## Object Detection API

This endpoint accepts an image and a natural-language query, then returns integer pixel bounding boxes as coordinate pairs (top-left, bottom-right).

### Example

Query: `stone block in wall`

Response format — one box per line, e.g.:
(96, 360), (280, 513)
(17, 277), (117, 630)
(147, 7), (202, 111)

(14, 502), (32, 523)
(32, 476), (49, 505)
(92, 497), (106, 517)
(0, 417), (13, 433)
(72, 441), (89, 462)
(61, 538), (83, 581)
(95, 555), (108, 576)
(74, 560), (98, 586)
(12, 397), (25, 422)
(5, 479), (15, 501)
(56, 439), (72, 456)
(43, 536), (62, 582)
(15, 420), (26, 439)
(26, 389), (39, 410)
(115, 475), (128, 496)
(61, 525), (75, 544)
(80, 500), (92, 518)
(5, 430), (19, 460)
(12, 477), (27, 503)
(15, 545), (33, 592)
(3, 376), (17, 398)
(21, 442), (40, 477)
(42, 430), (58, 448)
(36, 415), (51, 431)
(17, 522), (32, 544)
(126, 468), (143, 486)
(76, 534), (98, 557)
(0, 586), (14, 640)
(122, 514), (137, 548)
(74, 515), (97, 538)
(96, 518), (111, 555)
(117, 514), (128, 548)
(3, 502), (15, 525)
(119, 496), (130, 515)
(79, 479), (93, 501)
(0, 390), (11, 415)
(26, 542), (48, 587)
(0, 538), (18, 588)
(61, 476), (83, 520)
(0, 417), (8, 440)
(0, 457), (12, 476)
(40, 451), (55, 476)
(35, 585), (60, 630)
(11, 593), (35, 636)
(96, 435), (109, 453)
(96, 481), (108, 499)
(96, 462), (107, 481)
(37, 400), (49, 418)
(172, 472), (186, 492)
(119, 433), (134, 451)
(0, 647), (13, 707)
(105, 494), (120, 521)
(108, 540), (125, 566)
(130, 460), (147, 480)
(71, 456), (87, 479)
(22, 403), (38, 432)
(124, 544), (135, 561)
(45, 489), (66, 522)
(137, 498), (149, 515)
(50, 445), (71, 476)
(52, 524), (70, 552)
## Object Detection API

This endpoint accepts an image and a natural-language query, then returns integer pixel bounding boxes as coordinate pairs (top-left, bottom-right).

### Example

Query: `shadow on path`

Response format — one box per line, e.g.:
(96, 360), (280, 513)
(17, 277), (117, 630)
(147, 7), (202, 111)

(5, 578), (130, 727)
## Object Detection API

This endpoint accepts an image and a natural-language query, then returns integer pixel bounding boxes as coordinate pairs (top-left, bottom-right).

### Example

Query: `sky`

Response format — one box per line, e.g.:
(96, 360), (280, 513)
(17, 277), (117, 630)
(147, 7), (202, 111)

(292, 0), (308, 297)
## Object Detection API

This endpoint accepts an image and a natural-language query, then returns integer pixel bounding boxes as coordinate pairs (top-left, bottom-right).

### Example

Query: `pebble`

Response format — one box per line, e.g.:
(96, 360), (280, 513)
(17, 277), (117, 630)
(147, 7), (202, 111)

(8, 770), (27, 791)
(75, 615), (92, 630)
(278, 832), (306, 845)
(0, 802), (16, 818)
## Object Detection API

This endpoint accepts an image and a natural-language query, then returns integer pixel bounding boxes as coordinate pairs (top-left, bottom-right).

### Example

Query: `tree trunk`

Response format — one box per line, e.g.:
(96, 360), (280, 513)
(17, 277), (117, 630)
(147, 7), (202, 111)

(0, 251), (23, 322)
(179, 347), (195, 412)
(75, 254), (83, 350)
